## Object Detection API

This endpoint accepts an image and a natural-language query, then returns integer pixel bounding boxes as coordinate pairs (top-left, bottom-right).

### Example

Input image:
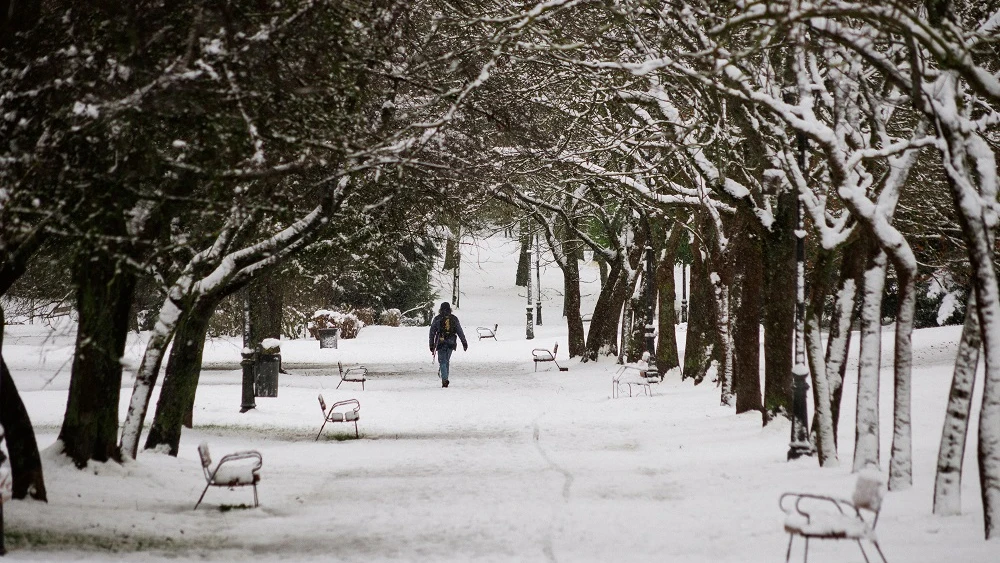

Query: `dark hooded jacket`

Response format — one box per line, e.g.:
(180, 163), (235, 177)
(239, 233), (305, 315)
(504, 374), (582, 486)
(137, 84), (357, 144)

(429, 303), (468, 351)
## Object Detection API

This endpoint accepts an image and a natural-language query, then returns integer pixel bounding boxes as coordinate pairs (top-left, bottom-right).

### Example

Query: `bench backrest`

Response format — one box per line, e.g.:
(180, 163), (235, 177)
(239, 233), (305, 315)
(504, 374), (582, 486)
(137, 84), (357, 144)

(852, 468), (887, 514)
(198, 442), (212, 469)
(318, 394), (327, 414)
(553, 343), (559, 357)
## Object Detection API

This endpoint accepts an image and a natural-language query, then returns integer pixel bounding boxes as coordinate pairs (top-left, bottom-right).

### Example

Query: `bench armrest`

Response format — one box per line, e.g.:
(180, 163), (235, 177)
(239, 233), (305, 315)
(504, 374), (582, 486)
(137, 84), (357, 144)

(217, 450), (263, 471)
(330, 398), (361, 413)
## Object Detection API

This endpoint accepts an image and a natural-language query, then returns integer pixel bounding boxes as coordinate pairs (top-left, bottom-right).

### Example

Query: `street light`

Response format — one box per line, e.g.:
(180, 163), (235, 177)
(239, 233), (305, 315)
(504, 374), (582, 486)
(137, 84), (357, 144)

(526, 246), (535, 340)
(681, 263), (688, 323)
(535, 233), (542, 325)
(643, 243), (659, 381)
(788, 128), (815, 460)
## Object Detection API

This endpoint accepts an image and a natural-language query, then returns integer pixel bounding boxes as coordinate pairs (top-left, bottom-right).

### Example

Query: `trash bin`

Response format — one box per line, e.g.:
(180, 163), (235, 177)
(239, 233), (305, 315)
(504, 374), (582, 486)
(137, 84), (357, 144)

(255, 340), (280, 398)
(318, 327), (339, 349)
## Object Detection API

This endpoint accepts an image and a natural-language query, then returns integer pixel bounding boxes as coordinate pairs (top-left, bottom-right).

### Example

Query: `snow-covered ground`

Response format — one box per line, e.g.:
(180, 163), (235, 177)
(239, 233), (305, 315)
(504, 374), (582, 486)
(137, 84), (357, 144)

(2, 235), (998, 562)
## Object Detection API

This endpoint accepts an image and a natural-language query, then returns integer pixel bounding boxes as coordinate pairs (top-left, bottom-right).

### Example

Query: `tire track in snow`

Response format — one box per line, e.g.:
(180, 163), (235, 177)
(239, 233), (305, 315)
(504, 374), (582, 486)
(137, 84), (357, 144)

(532, 416), (574, 563)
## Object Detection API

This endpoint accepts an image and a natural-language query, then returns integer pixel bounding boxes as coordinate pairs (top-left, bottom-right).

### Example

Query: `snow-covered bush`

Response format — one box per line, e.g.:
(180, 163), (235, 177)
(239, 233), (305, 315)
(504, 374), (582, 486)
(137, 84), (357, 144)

(309, 309), (364, 339)
(353, 307), (376, 326)
(401, 315), (425, 327)
(379, 308), (402, 327)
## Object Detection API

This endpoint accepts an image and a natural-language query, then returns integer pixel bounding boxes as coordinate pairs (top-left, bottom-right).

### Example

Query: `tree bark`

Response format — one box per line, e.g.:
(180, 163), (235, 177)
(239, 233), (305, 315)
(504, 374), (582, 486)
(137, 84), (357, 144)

(248, 269), (284, 348)
(762, 186), (796, 422)
(888, 256), (916, 490)
(732, 228), (763, 416)
(853, 239), (886, 472)
(826, 238), (865, 444)
(515, 227), (530, 286)
(561, 242), (586, 358)
(0, 357), (48, 501)
(58, 250), (136, 467)
(805, 246), (839, 467)
(143, 300), (215, 456)
(934, 290), (980, 515)
(683, 233), (718, 383)
(584, 256), (625, 361)
(655, 226), (681, 375)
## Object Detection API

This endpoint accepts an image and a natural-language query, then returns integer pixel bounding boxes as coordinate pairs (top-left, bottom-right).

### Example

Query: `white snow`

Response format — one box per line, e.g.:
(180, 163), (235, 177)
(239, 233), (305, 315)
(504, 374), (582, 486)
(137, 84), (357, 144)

(1, 234), (998, 562)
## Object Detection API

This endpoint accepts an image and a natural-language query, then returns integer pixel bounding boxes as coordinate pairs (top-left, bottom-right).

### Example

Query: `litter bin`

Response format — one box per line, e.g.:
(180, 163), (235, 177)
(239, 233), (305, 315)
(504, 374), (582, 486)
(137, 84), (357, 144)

(255, 340), (280, 398)
(318, 327), (339, 349)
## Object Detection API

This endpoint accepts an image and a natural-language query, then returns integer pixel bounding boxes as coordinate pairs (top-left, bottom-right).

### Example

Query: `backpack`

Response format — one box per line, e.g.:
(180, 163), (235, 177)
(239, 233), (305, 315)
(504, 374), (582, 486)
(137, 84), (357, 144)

(440, 314), (456, 338)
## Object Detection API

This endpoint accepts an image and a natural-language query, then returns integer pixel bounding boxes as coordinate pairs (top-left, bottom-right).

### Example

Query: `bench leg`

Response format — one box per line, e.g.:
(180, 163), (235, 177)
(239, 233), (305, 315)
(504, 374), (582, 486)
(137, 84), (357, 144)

(785, 534), (794, 563)
(194, 483), (211, 510)
(856, 540), (873, 563)
(354, 420), (359, 439)
(871, 540), (888, 563)
(316, 420), (328, 441)
(252, 483), (259, 508)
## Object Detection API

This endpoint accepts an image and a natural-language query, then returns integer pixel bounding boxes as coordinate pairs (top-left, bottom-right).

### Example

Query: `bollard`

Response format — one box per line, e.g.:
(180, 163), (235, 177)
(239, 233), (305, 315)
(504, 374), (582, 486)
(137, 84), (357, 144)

(240, 349), (256, 413)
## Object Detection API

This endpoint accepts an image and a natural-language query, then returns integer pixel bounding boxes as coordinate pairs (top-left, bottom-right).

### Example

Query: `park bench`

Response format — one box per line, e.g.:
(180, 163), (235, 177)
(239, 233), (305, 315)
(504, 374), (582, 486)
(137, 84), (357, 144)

(612, 364), (653, 398)
(194, 442), (262, 509)
(780, 468), (888, 563)
(336, 361), (368, 390)
(532, 343), (568, 372)
(476, 324), (498, 341)
(316, 395), (361, 439)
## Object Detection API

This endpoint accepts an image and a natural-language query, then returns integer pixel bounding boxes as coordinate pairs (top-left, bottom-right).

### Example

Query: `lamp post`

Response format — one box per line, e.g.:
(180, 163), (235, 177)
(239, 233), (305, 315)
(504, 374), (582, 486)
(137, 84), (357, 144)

(452, 244), (461, 308)
(680, 263), (688, 323)
(644, 243), (658, 381)
(526, 246), (535, 340)
(788, 128), (814, 460)
(535, 233), (542, 325)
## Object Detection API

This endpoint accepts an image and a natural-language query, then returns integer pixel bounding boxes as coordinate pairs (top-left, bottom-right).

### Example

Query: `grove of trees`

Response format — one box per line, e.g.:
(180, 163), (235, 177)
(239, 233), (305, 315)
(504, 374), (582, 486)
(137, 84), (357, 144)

(2, 0), (999, 541)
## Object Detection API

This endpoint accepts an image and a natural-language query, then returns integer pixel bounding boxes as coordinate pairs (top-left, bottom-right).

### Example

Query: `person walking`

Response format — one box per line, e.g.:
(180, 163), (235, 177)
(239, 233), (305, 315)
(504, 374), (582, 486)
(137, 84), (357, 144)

(429, 302), (468, 387)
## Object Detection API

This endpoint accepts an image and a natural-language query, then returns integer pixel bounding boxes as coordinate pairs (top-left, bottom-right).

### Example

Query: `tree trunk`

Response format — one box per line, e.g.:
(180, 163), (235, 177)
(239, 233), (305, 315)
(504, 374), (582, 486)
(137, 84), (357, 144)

(805, 247), (839, 467)
(655, 227), (681, 375)
(889, 257), (916, 490)
(584, 257), (625, 361)
(515, 227), (530, 286)
(248, 269), (284, 348)
(934, 290), (980, 515)
(683, 234), (718, 383)
(732, 229), (763, 416)
(119, 285), (190, 460)
(0, 357), (48, 501)
(562, 244), (586, 358)
(624, 294), (644, 363)
(762, 187), (796, 422)
(853, 239), (886, 472)
(59, 251), (136, 467)
(144, 300), (215, 456)
(827, 238), (865, 444)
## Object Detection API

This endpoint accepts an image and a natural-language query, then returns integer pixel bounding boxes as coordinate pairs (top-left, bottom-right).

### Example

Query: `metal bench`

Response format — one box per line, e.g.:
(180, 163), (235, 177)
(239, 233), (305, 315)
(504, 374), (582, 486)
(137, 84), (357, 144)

(613, 364), (653, 398)
(532, 343), (567, 372)
(336, 361), (367, 390)
(194, 442), (262, 509)
(780, 468), (888, 562)
(476, 324), (498, 341)
(316, 395), (361, 439)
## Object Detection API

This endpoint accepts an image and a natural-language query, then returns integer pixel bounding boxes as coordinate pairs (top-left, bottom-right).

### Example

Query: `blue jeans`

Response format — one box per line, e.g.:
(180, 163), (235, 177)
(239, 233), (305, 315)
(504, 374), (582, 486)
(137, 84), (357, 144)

(437, 346), (453, 382)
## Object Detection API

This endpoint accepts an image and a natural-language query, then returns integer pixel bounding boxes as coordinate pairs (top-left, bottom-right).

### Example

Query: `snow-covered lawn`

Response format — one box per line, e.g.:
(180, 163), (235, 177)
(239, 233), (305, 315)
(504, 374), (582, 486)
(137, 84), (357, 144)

(2, 236), (998, 561)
